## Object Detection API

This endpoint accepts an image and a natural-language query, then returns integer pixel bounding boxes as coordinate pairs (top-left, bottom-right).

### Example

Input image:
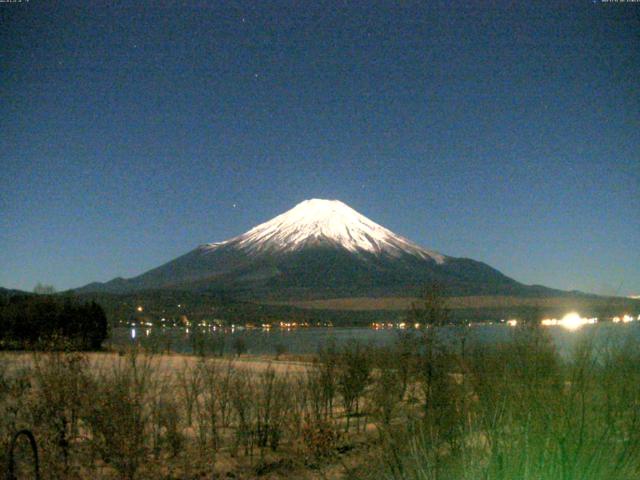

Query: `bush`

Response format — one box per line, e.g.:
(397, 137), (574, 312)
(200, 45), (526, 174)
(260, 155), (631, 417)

(336, 340), (372, 432)
(369, 347), (405, 427)
(274, 343), (287, 360)
(301, 416), (342, 464)
(82, 351), (156, 480)
(30, 350), (92, 478)
(232, 337), (247, 357)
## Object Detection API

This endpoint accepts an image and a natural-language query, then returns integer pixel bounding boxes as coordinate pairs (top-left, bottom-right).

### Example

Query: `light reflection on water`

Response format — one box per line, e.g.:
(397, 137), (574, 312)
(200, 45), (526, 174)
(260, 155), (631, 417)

(112, 323), (640, 357)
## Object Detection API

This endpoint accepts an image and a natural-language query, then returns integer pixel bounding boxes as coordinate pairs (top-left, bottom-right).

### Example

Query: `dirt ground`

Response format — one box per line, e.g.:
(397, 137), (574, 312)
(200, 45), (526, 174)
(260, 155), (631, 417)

(0, 351), (313, 375)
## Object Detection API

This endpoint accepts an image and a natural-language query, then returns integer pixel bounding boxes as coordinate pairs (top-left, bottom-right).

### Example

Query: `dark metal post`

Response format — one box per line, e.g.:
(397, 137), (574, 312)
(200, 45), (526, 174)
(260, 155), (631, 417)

(5, 429), (40, 480)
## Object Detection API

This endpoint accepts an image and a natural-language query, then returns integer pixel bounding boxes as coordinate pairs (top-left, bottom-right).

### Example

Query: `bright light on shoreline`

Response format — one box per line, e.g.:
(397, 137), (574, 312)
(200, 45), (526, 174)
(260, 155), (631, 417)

(541, 312), (597, 330)
(560, 312), (583, 330)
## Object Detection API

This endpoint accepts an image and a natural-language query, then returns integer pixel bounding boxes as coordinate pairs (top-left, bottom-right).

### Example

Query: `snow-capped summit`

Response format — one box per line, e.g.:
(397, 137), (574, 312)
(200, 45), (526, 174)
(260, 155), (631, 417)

(204, 198), (445, 263)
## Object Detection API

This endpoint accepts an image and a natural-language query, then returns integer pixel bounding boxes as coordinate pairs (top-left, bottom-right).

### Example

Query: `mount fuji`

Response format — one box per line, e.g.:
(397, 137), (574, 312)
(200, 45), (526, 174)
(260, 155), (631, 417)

(78, 199), (548, 299)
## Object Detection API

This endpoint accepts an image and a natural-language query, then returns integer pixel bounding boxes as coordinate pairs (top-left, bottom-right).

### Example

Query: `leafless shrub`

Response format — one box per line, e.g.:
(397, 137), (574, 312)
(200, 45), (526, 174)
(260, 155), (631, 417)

(150, 396), (183, 459)
(336, 340), (372, 432)
(229, 370), (256, 458)
(301, 415), (342, 465)
(195, 359), (222, 459)
(303, 368), (324, 422)
(368, 347), (404, 428)
(287, 374), (311, 439)
(391, 330), (420, 401)
(30, 350), (91, 478)
(176, 360), (202, 427)
(316, 340), (339, 419)
(216, 361), (235, 429)
(82, 350), (156, 480)
(254, 366), (288, 455)
(232, 337), (247, 357)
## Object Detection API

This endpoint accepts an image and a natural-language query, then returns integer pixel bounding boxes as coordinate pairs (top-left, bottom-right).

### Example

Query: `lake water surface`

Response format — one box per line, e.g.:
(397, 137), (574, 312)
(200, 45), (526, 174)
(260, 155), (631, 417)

(108, 322), (640, 358)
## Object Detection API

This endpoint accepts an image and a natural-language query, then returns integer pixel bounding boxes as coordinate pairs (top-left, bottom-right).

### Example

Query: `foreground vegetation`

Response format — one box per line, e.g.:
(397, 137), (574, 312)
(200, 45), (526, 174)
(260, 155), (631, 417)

(2, 321), (640, 479)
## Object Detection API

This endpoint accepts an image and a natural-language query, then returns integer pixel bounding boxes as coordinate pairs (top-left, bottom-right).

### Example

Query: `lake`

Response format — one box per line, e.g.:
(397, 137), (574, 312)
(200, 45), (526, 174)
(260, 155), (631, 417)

(107, 322), (640, 358)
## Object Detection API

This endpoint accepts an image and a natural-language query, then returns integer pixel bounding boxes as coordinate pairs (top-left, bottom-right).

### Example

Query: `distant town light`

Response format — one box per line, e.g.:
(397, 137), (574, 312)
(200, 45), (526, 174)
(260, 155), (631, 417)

(136, 306), (143, 312)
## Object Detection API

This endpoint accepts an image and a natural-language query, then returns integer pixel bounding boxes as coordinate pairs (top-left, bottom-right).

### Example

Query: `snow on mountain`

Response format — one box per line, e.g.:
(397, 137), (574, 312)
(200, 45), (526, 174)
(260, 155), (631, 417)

(203, 199), (446, 263)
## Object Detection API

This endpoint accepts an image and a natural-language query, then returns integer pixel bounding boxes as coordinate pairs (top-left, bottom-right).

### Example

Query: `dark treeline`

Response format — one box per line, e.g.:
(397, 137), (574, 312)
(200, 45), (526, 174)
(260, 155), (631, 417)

(0, 295), (108, 350)
(77, 287), (640, 330)
(79, 289), (406, 327)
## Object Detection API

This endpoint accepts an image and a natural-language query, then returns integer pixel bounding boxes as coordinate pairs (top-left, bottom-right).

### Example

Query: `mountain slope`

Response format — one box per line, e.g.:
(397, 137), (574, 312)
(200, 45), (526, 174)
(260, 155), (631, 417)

(0, 287), (33, 300)
(77, 199), (551, 299)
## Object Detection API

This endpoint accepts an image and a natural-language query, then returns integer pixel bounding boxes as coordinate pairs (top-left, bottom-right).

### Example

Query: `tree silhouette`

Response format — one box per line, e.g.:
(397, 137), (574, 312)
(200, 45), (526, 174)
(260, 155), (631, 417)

(0, 295), (108, 350)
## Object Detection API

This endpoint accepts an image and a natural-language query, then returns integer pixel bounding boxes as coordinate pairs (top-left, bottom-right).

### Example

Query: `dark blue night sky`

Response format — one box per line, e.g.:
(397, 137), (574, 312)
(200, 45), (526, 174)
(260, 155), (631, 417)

(1, 1), (638, 295)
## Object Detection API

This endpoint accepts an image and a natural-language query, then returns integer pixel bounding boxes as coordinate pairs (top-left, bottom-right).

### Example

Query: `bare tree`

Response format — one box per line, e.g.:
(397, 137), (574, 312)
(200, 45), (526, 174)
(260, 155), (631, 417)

(408, 282), (450, 327)
(33, 283), (56, 295)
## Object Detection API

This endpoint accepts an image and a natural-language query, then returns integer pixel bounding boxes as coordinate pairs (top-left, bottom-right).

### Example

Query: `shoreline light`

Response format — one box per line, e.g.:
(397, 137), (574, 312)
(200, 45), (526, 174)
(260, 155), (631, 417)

(612, 314), (635, 324)
(541, 312), (597, 330)
(560, 312), (584, 330)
